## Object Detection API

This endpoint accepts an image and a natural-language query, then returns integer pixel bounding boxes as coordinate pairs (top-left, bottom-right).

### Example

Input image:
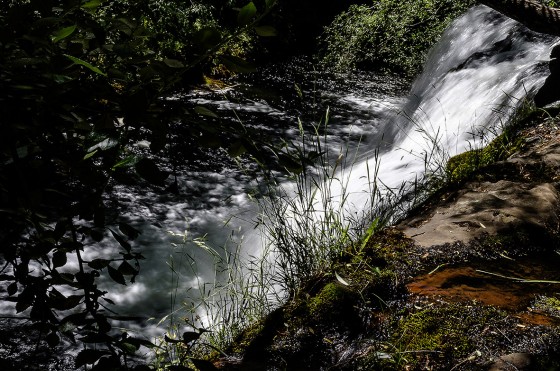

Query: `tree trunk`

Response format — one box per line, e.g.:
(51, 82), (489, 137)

(480, 0), (560, 37)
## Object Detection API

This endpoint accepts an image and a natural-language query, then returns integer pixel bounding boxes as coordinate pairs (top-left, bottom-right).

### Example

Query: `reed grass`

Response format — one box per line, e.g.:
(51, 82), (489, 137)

(152, 94), (540, 368)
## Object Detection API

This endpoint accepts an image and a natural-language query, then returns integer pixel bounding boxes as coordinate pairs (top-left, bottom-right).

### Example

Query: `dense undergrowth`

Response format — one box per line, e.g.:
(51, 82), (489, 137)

(320, 0), (475, 77)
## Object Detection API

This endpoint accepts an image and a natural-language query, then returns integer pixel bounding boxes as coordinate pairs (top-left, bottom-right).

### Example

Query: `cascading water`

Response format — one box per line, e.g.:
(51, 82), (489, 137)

(56, 5), (557, 341)
(326, 5), (556, 219)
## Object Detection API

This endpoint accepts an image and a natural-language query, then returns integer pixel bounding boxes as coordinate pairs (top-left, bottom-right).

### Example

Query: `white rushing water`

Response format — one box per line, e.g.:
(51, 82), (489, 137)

(324, 5), (556, 217)
(79, 5), (557, 340)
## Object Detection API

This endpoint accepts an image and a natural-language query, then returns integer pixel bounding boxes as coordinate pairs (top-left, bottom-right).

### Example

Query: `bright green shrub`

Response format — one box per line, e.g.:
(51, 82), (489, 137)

(320, 0), (474, 77)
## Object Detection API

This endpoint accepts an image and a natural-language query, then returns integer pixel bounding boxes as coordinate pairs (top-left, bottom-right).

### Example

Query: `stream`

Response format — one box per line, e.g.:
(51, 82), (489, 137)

(98, 5), (556, 341)
(2, 7), (556, 360)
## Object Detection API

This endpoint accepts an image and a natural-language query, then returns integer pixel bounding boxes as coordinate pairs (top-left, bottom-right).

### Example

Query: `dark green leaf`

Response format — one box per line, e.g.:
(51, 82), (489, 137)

(238, 2), (257, 26)
(81, 0), (103, 9)
(164, 335), (181, 344)
(83, 150), (98, 160)
(109, 229), (131, 252)
(120, 342), (139, 354)
(199, 132), (222, 148)
(119, 222), (141, 240)
(228, 141), (246, 157)
(76, 349), (109, 367)
(96, 315), (111, 333)
(125, 337), (157, 349)
(182, 331), (201, 344)
(135, 158), (169, 186)
(12, 58), (43, 66)
(102, 297), (115, 305)
(219, 55), (256, 73)
(16, 288), (34, 313)
(118, 260), (138, 276)
(90, 229), (104, 242)
(46, 331), (60, 347)
(52, 250), (67, 268)
(163, 59), (184, 68)
(195, 27), (222, 49)
(64, 54), (107, 76)
(53, 219), (68, 240)
(91, 355), (120, 370)
(51, 25), (76, 43)
(88, 258), (111, 270)
(194, 106), (218, 118)
(7, 282), (17, 296)
(278, 153), (303, 174)
(108, 265), (127, 285)
(254, 26), (277, 37)
(190, 359), (219, 371)
(112, 155), (136, 170)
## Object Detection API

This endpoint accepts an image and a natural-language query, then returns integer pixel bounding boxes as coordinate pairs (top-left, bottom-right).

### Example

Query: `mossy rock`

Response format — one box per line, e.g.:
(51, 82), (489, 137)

(533, 296), (560, 318)
(308, 282), (359, 326)
(446, 129), (524, 184)
(387, 304), (506, 367)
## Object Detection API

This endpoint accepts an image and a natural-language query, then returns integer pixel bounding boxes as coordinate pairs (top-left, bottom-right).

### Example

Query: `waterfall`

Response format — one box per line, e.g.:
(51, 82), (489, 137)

(80, 5), (557, 340)
(330, 5), (555, 219)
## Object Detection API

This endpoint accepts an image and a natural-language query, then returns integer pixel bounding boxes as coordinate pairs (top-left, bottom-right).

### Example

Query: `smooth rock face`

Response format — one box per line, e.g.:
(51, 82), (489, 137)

(398, 124), (560, 249)
(399, 180), (559, 247)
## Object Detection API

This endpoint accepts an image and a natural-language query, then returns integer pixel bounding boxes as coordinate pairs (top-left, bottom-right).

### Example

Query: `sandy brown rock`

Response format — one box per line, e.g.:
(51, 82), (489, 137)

(398, 123), (560, 249)
(399, 180), (559, 247)
(488, 352), (533, 371)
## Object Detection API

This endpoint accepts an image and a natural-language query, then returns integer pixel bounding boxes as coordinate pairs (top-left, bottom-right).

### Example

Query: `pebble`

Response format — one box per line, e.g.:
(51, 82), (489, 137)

(488, 353), (532, 370)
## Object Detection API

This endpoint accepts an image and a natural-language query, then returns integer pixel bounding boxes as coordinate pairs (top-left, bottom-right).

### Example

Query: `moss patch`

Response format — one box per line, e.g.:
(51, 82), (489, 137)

(386, 304), (506, 368)
(533, 296), (560, 318)
(446, 130), (525, 184)
(308, 282), (357, 321)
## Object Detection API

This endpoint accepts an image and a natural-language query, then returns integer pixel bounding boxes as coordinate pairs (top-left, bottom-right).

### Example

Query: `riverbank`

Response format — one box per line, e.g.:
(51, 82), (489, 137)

(213, 105), (560, 370)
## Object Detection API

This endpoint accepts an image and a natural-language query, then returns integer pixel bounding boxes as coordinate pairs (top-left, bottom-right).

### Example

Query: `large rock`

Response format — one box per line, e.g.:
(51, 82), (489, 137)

(535, 43), (560, 107)
(399, 124), (560, 249)
(399, 180), (559, 247)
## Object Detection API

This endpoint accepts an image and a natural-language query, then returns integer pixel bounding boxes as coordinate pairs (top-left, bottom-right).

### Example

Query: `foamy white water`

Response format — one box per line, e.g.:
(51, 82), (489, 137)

(323, 5), (556, 217)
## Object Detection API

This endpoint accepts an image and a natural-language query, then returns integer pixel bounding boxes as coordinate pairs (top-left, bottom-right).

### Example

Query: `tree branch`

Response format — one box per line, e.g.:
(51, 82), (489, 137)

(479, 0), (560, 37)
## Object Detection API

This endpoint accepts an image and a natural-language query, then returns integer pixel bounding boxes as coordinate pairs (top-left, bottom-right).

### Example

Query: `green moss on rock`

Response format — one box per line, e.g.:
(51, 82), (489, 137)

(533, 296), (560, 318)
(308, 282), (357, 321)
(446, 129), (525, 184)
(390, 304), (506, 366)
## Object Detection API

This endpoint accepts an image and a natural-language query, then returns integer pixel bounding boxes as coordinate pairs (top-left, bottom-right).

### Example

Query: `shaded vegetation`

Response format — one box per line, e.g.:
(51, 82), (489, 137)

(214, 106), (560, 370)
(0, 0), (279, 368)
(320, 0), (475, 77)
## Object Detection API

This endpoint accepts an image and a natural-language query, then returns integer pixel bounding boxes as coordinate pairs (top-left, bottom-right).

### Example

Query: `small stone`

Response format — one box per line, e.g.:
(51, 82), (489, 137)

(488, 353), (532, 371)
(524, 136), (540, 144)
